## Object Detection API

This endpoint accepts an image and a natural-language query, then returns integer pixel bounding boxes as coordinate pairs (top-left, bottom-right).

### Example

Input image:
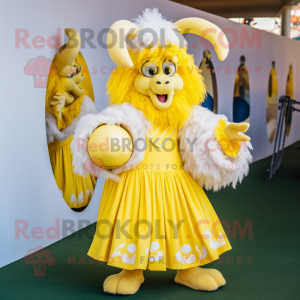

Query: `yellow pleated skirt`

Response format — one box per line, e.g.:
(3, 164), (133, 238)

(48, 135), (96, 209)
(88, 128), (231, 270)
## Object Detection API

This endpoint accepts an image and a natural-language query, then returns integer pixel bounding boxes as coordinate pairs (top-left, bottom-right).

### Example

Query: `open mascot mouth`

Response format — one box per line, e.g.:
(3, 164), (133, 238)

(148, 90), (174, 110)
(157, 94), (168, 103)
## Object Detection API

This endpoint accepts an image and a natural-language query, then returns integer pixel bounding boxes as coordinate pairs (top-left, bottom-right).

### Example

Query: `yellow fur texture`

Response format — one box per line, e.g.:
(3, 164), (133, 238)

(45, 64), (84, 130)
(215, 120), (241, 157)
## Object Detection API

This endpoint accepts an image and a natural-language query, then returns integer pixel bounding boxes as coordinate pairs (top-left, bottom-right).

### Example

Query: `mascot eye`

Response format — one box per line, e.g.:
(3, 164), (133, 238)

(67, 62), (82, 78)
(163, 61), (176, 76)
(142, 63), (158, 78)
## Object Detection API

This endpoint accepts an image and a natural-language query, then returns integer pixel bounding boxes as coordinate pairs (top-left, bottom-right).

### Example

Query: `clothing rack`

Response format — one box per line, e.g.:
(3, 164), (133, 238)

(266, 96), (300, 182)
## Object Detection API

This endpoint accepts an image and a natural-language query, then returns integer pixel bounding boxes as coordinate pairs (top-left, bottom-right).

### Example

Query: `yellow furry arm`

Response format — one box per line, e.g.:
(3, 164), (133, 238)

(215, 120), (241, 158)
(46, 73), (86, 130)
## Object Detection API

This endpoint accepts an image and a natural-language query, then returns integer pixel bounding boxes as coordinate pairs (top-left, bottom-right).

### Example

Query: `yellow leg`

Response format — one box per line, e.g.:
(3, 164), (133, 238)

(103, 269), (144, 295)
(175, 267), (226, 291)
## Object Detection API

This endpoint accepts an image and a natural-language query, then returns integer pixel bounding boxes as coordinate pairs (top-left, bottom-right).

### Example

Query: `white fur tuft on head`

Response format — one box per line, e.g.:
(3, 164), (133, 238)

(131, 8), (187, 52)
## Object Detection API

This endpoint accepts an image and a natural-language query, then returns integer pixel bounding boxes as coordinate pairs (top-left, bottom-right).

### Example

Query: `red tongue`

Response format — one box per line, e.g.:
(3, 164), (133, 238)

(157, 94), (167, 103)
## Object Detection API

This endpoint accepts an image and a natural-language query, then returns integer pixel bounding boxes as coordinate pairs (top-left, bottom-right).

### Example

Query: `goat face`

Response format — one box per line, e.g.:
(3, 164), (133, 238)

(134, 56), (183, 110)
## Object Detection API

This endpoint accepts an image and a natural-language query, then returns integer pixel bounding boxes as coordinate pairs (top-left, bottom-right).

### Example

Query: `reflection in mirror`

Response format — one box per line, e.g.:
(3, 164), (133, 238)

(45, 29), (97, 212)
(199, 49), (218, 113)
(285, 63), (293, 136)
(266, 61), (278, 143)
(233, 55), (250, 123)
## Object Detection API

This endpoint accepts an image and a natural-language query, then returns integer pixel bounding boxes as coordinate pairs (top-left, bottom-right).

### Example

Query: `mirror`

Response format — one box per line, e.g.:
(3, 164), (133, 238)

(199, 49), (218, 113)
(285, 63), (293, 136)
(233, 55), (250, 123)
(45, 29), (96, 212)
(266, 61), (278, 143)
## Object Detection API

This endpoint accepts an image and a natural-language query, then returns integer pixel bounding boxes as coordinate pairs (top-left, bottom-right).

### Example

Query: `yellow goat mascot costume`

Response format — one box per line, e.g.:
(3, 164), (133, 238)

(71, 9), (252, 294)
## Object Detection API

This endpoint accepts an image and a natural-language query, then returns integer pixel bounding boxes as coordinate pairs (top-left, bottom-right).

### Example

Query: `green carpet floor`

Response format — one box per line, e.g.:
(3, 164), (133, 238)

(1, 142), (300, 300)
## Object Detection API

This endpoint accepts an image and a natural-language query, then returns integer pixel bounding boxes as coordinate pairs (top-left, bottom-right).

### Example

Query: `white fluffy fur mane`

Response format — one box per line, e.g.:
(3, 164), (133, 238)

(131, 8), (187, 52)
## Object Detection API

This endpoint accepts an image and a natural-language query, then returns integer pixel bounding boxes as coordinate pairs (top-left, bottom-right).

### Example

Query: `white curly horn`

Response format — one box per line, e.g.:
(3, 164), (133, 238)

(174, 18), (229, 61)
(107, 20), (139, 68)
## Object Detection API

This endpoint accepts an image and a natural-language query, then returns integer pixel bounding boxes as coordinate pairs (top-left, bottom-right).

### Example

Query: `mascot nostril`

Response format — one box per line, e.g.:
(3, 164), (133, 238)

(166, 81), (169, 84)
(156, 81), (161, 84)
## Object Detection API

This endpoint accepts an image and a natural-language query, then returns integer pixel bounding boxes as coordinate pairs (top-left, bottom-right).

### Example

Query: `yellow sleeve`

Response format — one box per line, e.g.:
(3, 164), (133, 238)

(215, 119), (240, 158)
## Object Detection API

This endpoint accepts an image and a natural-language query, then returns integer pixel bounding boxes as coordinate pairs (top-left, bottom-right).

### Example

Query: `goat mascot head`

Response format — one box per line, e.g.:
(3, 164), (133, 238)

(106, 8), (229, 130)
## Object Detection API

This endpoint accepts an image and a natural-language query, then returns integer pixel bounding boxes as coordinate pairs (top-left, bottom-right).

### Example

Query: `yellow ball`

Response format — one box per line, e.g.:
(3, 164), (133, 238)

(88, 125), (133, 170)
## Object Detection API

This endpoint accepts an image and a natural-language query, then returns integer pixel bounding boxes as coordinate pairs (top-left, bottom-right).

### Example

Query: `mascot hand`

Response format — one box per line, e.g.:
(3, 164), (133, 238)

(224, 123), (250, 142)
(50, 93), (66, 120)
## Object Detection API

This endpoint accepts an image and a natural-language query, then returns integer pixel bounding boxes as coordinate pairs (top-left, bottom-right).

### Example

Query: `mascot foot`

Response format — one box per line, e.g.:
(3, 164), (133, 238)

(103, 269), (144, 295)
(175, 267), (225, 291)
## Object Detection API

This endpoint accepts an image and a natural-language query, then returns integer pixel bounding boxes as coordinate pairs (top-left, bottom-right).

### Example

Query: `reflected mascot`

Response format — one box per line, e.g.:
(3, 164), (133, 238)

(71, 9), (252, 294)
(233, 55), (250, 123)
(46, 28), (96, 211)
(266, 61), (279, 143)
(200, 49), (218, 113)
